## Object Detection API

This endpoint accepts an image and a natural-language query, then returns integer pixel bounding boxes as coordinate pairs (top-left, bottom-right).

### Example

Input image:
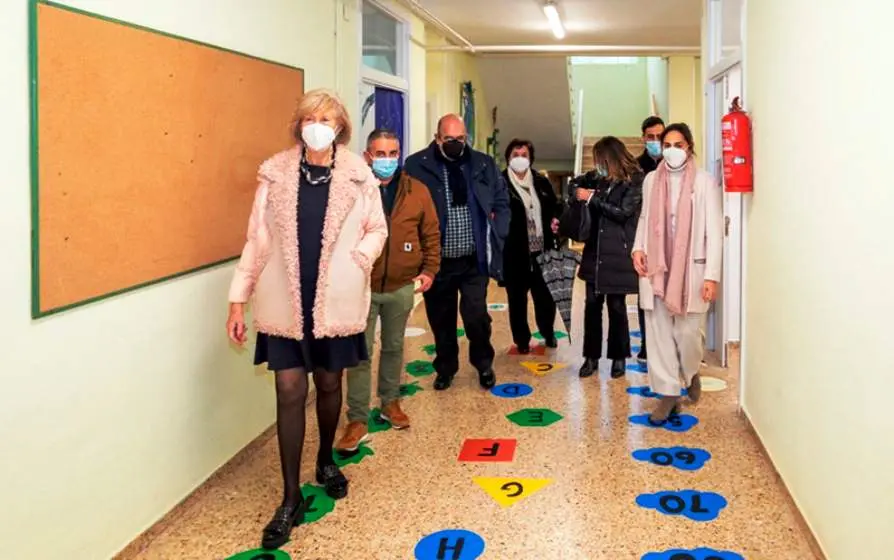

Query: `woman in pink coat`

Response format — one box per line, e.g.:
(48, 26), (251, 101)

(225, 89), (387, 550)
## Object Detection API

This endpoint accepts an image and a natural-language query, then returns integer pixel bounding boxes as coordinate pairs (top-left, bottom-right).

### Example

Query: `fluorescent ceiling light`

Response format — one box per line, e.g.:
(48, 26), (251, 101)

(543, 2), (565, 40)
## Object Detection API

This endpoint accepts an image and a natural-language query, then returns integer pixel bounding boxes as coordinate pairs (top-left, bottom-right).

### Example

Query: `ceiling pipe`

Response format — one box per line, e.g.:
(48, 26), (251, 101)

(426, 44), (701, 54)
(392, 0), (476, 52)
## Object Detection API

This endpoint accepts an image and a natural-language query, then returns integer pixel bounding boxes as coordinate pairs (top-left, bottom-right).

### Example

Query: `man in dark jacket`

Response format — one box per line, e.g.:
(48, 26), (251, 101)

(633, 115), (666, 362)
(403, 114), (511, 391)
(638, 115), (665, 175)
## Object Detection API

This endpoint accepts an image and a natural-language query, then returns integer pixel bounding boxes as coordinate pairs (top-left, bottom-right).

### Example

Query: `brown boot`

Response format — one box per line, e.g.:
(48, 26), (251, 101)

(688, 373), (702, 403)
(334, 421), (369, 452)
(380, 400), (410, 430)
(649, 396), (680, 425)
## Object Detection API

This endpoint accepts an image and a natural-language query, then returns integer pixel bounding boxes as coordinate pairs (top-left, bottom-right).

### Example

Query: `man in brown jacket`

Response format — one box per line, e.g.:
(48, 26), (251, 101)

(336, 129), (441, 451)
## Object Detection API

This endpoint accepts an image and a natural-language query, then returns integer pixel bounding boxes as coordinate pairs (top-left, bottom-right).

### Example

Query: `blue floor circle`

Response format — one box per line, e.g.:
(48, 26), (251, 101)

(490, 383), (533, 398)
(415, 529), (486, 559)
(629, 413), (699, 432)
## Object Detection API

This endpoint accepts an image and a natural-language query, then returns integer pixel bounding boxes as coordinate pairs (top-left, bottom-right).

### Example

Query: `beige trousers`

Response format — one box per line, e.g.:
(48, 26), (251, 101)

(644, 297), (706, 396)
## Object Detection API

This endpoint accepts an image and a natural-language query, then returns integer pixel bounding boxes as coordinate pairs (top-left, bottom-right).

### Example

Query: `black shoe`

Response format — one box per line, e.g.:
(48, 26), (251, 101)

(579, 358), (598, 378)
(637, 347), (648, 362)
(516, 344), (531, 354)
(478, 368), (496, 389)
(261, 502), (304, 550)
(433, 374), (454, 391)
(610, 359), (626, 379)
(544, 335), (558, 348)
(315, 464), (348, 500)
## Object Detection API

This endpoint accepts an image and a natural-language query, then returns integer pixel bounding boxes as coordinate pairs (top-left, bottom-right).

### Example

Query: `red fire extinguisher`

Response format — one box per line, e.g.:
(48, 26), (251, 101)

(721, 96), (753, 193)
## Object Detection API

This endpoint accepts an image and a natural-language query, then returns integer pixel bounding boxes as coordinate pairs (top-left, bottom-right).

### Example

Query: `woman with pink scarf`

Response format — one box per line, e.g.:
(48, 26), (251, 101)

(632, 123), (723, 423)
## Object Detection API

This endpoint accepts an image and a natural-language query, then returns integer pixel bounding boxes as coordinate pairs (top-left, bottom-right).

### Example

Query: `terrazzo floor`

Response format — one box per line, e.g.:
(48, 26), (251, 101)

(127, 280), (819, 560)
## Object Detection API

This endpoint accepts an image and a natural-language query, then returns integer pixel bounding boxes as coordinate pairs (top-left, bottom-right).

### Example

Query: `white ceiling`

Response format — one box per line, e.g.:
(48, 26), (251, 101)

(418, 0), (702, 47)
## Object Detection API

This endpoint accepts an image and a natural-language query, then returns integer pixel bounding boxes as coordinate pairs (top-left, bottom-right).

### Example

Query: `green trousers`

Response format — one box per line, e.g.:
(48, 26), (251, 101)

(346, 283), (416, 423)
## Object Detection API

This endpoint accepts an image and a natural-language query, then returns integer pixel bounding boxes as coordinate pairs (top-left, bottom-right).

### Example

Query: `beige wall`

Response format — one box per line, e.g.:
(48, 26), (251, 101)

(0, 0), (434, 557)
(668, 55), (704, 159)
(743, 1), (893, 558)
(425, 31), (493, 152)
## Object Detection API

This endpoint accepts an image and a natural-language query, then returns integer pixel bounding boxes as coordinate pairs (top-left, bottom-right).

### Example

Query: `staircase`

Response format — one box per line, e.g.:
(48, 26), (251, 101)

(579, 136), (645, 172)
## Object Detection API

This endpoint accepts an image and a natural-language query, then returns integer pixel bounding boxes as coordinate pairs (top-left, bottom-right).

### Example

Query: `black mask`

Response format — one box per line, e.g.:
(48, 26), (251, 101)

(440, 139), (465, 160)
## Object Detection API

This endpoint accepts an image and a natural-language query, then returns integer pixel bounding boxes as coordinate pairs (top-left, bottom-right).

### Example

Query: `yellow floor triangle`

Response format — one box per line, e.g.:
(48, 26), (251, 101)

(520, 361), (567, 376)
(473, 476), (553, 508)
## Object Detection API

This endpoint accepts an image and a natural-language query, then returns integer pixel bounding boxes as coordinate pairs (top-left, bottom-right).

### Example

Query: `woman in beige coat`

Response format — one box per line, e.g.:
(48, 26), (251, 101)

(632, 123), (723, 423)
(225, 89), (387, 550)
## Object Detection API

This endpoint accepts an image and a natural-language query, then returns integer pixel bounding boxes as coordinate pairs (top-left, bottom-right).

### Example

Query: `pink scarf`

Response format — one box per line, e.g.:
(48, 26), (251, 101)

(647, 160), (695, 316)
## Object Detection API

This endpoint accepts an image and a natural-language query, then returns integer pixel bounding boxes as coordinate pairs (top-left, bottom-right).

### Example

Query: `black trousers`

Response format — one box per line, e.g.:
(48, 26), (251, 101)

(504, 259), (556, 347)
(583, 283), (631, 360)
(637, 295), (648, 354)
(424, 255), (494, 377)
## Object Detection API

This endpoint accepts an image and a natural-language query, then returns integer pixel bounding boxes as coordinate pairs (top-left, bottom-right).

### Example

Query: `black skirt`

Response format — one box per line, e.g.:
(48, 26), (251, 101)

(254, 160), (368, 373)
(254, 332), (368, 373)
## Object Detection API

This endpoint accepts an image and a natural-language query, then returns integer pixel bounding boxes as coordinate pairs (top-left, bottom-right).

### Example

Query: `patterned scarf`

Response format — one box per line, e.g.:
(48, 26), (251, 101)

(507, 169), (544, 253)
(646, 159), (696, 315)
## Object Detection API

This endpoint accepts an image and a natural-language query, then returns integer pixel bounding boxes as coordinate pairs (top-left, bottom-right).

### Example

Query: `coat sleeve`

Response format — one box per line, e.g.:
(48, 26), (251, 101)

(595, 179), (643, 224)
(704, 173), (724, 283)
(632, 173), (652, 255)
(351, 168), (389, 273)
(490, 161), (511, 240)
(416, 179), (442, 279)
(228, 174), (274, 303)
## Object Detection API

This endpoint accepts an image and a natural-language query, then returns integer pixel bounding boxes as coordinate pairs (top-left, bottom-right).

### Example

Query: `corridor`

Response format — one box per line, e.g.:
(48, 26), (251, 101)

(125, 282), (819, 560)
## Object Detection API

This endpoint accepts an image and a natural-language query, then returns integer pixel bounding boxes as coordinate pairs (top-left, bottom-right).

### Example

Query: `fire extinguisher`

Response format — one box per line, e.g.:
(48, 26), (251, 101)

(721, 96), (753, 193)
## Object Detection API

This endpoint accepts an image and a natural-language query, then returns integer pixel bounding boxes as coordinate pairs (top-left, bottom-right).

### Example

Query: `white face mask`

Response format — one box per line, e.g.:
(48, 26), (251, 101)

(662, 147), (689, 169)
(508, 156), (531, 173)
(302, 123), (337, 152)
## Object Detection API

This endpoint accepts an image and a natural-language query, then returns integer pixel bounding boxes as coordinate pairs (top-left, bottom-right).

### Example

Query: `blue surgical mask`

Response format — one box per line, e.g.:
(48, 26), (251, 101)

(371, 157), (399, 179)
(646, 141), (662, 158)
(595, 164), (607, 178)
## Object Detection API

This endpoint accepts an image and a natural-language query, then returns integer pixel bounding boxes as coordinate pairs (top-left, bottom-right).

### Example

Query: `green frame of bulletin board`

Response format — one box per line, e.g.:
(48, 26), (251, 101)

(27, 0), (304, 319)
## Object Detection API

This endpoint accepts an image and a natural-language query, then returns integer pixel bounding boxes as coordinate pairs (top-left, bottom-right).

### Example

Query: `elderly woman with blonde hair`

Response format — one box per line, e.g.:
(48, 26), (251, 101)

(225, 88), (387, 550)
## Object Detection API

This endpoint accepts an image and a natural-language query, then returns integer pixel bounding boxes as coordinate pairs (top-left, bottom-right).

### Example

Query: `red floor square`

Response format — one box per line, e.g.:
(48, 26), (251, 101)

(457, 438), (517, 462)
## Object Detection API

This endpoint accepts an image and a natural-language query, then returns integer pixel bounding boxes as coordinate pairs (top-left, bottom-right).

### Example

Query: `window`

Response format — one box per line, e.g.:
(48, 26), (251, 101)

(720, 0), (743, 60)
(569, 56), (639, 65)
(707, 0), (743, 66)
(362, 1), (403, 77)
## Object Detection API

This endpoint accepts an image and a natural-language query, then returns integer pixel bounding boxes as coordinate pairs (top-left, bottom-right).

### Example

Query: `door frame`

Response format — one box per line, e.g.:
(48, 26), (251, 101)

(705, 66), (743, 369)
(702, 0), (748, 406)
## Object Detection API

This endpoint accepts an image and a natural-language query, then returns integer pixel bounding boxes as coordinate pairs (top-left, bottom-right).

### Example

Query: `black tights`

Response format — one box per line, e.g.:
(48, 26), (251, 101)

(274, 368), (343, 508)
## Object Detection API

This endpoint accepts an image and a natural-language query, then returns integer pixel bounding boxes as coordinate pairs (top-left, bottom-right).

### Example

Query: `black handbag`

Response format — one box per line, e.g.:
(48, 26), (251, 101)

(558, 199), (591, 242)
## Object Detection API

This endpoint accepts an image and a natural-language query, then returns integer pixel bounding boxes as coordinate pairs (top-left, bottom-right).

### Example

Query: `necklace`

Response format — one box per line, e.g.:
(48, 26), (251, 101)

(300, 146), (335, 185)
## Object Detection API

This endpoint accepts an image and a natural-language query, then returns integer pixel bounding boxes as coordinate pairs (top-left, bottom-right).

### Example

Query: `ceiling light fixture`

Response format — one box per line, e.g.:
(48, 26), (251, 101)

(543, 1), (566, 40)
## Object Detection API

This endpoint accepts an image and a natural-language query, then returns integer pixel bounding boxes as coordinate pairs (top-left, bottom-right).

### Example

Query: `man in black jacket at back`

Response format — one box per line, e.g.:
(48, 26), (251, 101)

(403, 114), (511, 391)
(633, 116), (665, 362)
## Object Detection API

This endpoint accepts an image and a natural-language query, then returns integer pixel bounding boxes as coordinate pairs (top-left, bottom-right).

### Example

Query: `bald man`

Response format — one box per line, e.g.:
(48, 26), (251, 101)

(404, 114), (510, 391)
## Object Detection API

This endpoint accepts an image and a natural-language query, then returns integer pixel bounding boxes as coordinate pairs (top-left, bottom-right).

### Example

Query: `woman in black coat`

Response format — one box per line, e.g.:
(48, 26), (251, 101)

(501, 139), (561, 353)
(571, 136), (643, 378)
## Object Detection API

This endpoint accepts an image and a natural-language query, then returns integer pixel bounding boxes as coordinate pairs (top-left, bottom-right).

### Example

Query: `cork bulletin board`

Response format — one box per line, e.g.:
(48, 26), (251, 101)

(29, 1), (304, 317)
